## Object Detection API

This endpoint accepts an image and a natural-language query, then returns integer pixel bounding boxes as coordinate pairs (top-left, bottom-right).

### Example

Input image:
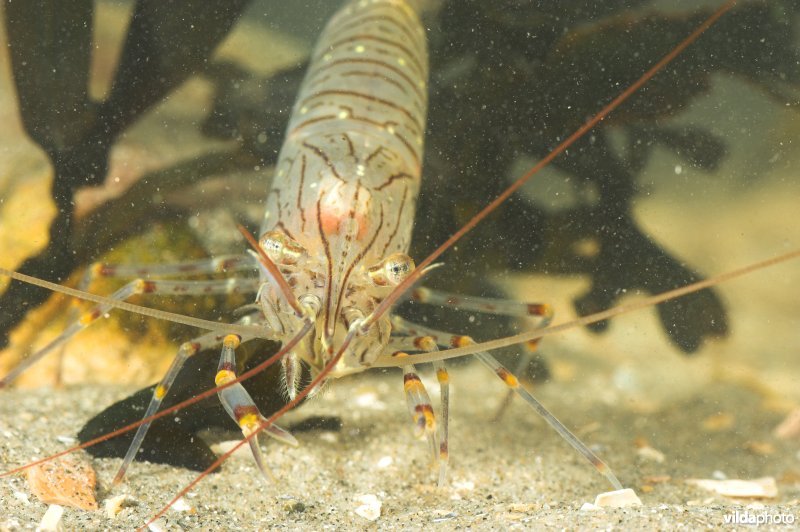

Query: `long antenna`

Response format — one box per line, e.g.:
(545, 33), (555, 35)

(374, 247), (800, 367)
(0, 267), (266, 337)
(363, 0), (737, 328)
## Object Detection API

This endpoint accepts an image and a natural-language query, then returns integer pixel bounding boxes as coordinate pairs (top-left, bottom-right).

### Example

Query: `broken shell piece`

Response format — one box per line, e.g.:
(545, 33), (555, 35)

(686, 477), (778, 499)
(594, 488), (642, 507)
(354, 493), (381, 521)
(170, 497), (194, 513)
(37, 504), (64, 532)
(26, 455), (98, 511)
(104, 494), (131, 518)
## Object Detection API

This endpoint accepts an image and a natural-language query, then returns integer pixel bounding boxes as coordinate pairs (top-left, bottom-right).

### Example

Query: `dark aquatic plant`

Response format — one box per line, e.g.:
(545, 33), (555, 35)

(0, 0), (253, 344)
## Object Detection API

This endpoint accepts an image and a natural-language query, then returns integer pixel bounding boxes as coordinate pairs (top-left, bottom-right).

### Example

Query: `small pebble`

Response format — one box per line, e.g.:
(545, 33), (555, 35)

(354, 494), (381, 521)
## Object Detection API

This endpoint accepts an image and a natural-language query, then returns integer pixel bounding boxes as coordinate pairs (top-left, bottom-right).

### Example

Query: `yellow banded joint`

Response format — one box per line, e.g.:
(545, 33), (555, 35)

(223, 334), (241, 349)
(215, 369), (236, 386)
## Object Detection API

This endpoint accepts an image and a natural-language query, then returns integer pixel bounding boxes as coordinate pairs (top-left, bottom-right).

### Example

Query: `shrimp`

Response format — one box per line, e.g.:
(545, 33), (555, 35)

(1, 0), (800, 528)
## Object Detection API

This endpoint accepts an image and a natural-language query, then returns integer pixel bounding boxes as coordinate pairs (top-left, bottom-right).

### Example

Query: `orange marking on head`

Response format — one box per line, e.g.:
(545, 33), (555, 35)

(318, 183), (372, 240)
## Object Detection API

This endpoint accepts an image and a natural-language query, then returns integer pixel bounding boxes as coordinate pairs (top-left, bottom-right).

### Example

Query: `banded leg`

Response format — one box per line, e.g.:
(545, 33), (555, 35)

(400, 363), (438, 467)
(215, 334), (298, 483)
(392, 317), (623, 491)
(405, 289), (555, 418)
(0, 277), (260, 387)
(112, 328), (236, 484)
(411, 286), (552, 322)
(432, 360), (450, 487)
(80, 255), (258, 286)
(387, 333), (450, 486)
(39, 255), (258, 385)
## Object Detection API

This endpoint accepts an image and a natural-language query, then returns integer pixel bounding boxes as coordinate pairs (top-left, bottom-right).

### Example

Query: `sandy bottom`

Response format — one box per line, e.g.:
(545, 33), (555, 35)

(1, 353), (799, 530)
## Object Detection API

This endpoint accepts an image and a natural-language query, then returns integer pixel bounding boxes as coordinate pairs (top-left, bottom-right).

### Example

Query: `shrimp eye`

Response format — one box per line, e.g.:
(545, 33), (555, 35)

(368, 252), (415, 287)
(259, 231), (306, 265)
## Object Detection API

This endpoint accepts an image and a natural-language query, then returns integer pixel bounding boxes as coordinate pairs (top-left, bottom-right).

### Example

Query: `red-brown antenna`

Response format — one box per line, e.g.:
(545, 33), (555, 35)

(364, 0), (737, 328)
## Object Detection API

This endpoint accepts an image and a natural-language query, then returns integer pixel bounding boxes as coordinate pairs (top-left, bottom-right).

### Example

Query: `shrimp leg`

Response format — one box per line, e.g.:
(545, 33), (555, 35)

(393, 318), (623, 491)
(0, 277), (261, 387)
(400, 289), (554, 417)
(214, 334), (298, 483)
(387, 332), (450, 486)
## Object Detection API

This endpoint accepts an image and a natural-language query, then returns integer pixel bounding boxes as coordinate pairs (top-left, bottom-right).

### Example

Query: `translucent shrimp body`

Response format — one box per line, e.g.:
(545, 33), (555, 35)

(258, 0), (427, 382)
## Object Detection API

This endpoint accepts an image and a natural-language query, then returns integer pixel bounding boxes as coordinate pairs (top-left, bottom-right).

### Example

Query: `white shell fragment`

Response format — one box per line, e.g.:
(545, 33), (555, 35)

(593, 488), (643, 507)
(37, 504), (64, 532)
(686, 477), (778, 499)
(354, 493), (382, 521)
(104, 494), (130, 518)
(170, 497), (193, 513)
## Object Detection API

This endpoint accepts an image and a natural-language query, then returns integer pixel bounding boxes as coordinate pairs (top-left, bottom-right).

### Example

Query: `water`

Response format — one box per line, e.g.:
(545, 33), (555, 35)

(1, 1), (799, 528)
